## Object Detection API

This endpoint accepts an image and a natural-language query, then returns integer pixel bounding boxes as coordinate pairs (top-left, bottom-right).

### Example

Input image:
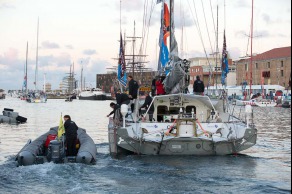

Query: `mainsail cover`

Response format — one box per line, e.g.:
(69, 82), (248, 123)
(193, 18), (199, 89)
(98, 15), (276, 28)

(163, 59), (190, 94)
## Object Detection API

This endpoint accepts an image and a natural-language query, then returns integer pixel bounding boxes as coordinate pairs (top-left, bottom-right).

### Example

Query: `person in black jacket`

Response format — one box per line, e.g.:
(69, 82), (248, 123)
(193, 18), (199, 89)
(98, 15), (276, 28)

(107, 102), (121, 119)
(127, 75), (139, 99)
(115, 91), (130, 105)
(193, 75), (205, 95)
(127, 75), (139, 112)
(63, 115), (78, 156)
(151, 77), (157, 97)
(139, 92), (154, 121)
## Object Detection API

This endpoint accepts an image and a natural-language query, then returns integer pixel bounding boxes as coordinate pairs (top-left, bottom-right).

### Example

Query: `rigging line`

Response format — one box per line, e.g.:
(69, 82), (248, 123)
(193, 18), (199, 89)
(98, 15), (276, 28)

(142, 0), (156, 57)
(210, 0), (216, 46)
(201, 0), (214, 57)
(141, 0), (149, 51)
(224, 0), (226, 30)
(188, 0), (214, 87)
(209, 0), (217, 64)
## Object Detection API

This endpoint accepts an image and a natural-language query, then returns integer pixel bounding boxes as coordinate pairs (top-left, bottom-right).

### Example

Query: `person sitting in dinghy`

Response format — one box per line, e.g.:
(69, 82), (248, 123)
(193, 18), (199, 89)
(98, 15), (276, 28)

(63, 115), (78, 156)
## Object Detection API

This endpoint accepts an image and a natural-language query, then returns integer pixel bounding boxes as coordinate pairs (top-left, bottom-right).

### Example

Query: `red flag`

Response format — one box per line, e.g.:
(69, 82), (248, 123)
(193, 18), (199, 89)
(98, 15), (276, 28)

(163, 3), (170, 45)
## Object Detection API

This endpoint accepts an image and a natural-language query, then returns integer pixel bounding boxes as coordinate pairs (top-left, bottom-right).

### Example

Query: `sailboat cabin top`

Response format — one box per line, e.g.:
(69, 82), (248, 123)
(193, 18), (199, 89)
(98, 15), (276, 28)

(149, 94), (217, 123)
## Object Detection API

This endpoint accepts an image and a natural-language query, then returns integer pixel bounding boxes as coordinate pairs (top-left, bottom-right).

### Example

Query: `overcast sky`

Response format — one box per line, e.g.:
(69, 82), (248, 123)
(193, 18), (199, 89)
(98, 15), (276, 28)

(0, 0), (291, 90)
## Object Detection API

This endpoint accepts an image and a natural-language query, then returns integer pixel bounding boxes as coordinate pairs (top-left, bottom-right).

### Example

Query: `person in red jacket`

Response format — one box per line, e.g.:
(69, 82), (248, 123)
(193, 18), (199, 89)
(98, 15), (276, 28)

(156, 77), (166, 95)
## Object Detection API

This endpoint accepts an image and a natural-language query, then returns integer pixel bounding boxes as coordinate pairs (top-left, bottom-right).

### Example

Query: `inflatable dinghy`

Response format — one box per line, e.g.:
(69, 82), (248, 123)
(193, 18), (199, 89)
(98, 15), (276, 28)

(16, 127), (97, 166)
(0, 108), (27, 124)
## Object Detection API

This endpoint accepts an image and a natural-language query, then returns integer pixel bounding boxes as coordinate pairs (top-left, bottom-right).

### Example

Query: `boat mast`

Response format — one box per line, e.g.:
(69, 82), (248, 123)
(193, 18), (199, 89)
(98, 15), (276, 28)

(170, 0), (173, 53)
(80, 64), (83, 91)
(215, 5), (219, 90)
(25, 41), (28, 95)
(35, 17), (39, 91)
(249, 0), (254, 96)
(43, 73), (46, 93)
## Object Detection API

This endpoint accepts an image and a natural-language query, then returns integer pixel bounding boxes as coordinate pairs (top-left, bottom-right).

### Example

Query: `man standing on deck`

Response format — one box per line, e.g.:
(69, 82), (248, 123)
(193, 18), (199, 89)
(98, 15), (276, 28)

(127, 75), (139, 112)
(193, 75), (205, 95)
(139, 92), (154, 121)
(63, 115), (78, 156)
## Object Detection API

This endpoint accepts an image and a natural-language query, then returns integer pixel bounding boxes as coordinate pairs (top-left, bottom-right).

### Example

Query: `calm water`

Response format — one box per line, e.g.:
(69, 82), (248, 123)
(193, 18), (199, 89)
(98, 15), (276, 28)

(0, 97), (291, 194)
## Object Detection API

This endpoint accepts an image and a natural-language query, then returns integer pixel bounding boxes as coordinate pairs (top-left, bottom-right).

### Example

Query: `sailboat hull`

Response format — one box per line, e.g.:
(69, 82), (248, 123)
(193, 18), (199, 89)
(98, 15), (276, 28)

(79, 95), (106, 101)
(109, 127), (257, 156)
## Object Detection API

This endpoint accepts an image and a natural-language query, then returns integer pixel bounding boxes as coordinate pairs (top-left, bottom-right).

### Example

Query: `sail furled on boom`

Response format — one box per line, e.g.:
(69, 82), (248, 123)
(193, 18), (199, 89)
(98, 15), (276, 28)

(117, 33), (127, 87)
(221, 30), (229, 86)
(157, 0), (170, 75)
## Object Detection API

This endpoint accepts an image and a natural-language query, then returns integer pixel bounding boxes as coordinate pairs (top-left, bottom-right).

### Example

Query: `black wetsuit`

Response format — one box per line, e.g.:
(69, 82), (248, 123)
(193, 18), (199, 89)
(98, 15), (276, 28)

(64, 119), (78, 156)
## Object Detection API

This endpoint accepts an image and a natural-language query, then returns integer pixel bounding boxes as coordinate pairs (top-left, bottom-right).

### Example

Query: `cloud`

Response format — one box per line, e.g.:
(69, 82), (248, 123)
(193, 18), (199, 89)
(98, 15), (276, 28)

(235, 30), (249, 39)
(229, 47), (242, 60)
(0, 48), (23, 71)
(65, 45), (74, 49)
(116, 0), (144, 12)
(262, 13), (271, 24)
(41, 41), (60, 49)
(261, 13), (284, 25)
(83, 49), (97, 55)
(0, 3), (15, 9)
(232, 0), (250, 8)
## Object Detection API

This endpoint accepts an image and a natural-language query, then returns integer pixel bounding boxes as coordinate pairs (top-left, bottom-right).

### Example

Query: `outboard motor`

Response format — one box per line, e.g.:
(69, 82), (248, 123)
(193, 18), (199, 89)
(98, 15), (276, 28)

(47, 140), (62, 163)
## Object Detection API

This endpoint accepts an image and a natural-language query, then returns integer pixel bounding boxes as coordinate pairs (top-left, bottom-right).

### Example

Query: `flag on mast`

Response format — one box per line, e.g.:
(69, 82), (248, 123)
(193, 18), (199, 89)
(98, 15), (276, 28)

(117, 33), (127, 87)
(158, 2), (170, 74)
(57, 114), (65, 140)
(221, 30), (229, 85)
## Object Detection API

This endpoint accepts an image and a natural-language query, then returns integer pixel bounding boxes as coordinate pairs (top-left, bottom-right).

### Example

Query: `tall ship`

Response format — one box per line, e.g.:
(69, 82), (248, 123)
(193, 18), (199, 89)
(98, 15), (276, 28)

(108, 0), (257, 156)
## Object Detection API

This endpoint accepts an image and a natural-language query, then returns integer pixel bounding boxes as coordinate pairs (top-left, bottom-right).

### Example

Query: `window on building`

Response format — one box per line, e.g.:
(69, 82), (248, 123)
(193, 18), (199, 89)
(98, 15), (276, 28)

(281, 70), (284, 77)
(256, 63), (258, 69)
(245, 64), (248, 71)
(281, 61), (284, 67)
(267, 62), (270, 68)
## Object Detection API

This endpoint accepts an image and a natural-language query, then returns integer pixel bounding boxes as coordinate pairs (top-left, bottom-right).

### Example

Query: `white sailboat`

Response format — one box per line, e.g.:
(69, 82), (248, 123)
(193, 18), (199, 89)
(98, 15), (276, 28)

(26, 18), (47, 103)
(108, 0), (257, 156)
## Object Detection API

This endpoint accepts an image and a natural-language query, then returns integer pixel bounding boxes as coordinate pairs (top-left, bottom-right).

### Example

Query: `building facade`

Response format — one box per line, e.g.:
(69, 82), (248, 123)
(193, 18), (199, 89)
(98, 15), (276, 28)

(96, 71), (156, 93)
(235, 46), (291, 89)
(189, 57), (235, 87)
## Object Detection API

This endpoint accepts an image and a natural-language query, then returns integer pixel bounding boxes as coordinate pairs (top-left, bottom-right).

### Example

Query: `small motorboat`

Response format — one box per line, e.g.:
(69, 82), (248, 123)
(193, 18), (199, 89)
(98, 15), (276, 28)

(0, 108), (27, 124)
(16, 127), (97, 166)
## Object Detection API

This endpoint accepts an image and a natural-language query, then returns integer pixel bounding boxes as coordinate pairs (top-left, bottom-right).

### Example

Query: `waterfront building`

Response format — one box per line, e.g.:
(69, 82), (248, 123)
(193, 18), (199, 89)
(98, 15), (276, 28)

(96, 71), (156, 93)
(189, 57), (235, 87)
(235, 46), (291, 89)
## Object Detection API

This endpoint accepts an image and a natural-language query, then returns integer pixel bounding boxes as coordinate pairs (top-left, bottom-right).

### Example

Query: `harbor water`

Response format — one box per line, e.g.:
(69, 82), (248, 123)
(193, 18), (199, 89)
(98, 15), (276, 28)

(0, 97), (291, 194)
